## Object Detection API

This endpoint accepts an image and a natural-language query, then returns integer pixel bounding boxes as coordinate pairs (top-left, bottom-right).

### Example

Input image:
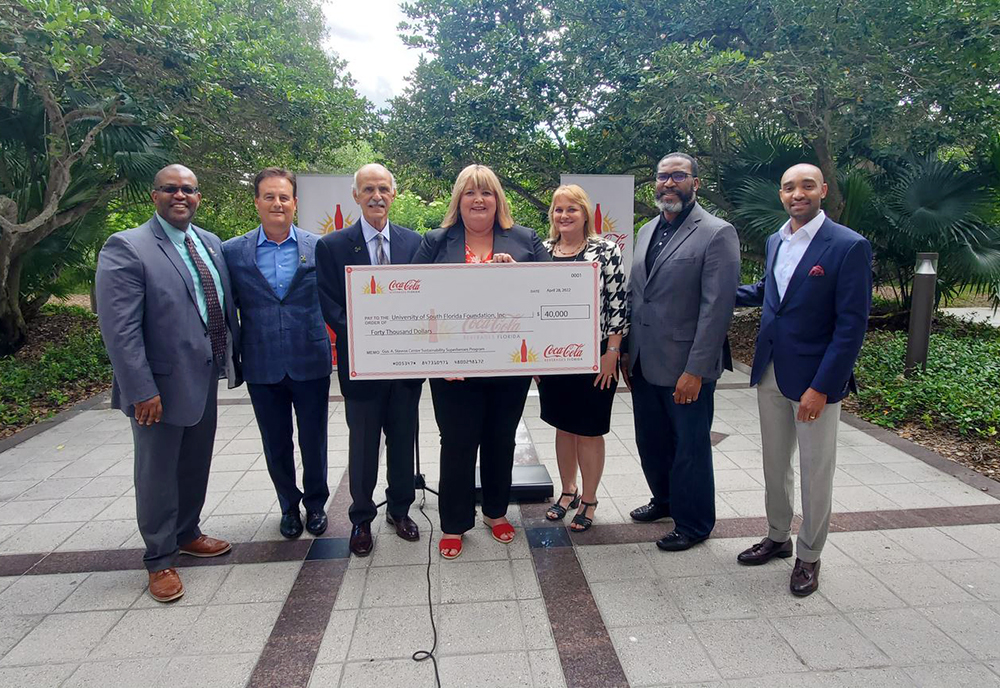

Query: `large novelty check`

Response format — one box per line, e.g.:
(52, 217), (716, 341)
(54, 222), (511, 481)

(345, 262), (600, 380)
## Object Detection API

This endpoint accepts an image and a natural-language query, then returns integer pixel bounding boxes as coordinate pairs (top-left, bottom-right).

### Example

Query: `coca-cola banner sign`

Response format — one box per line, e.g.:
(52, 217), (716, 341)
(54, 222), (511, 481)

(559, 174), (635, 278)
(296, 174), (362, 236)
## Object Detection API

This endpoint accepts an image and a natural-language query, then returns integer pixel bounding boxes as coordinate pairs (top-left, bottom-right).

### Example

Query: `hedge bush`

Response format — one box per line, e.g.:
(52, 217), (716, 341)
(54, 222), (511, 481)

(854, 320), (1000, 440)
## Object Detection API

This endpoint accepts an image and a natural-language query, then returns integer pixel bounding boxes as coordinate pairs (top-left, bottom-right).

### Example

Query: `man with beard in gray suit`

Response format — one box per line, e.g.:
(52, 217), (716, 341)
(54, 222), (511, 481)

(622, 153), (740, 552)
(96, 164), (240, 602)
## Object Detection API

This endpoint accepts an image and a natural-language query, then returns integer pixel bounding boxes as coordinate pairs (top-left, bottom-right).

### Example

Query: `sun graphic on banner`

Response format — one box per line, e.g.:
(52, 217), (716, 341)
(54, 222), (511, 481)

(320, 211), (354, 234)
(598, 214), (617, 233)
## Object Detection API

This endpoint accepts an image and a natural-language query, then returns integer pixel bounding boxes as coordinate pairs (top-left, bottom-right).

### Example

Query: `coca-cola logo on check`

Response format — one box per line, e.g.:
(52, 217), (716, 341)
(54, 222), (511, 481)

(544, 343), (585, 359)
(388, 279), (421, 292)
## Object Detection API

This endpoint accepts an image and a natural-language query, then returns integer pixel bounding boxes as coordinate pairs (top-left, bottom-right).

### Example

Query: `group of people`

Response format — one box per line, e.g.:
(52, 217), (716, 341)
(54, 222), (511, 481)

(95, 152), (871, 603)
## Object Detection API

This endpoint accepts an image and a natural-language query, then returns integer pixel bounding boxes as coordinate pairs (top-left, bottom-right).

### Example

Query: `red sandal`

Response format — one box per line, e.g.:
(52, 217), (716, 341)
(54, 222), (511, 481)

(484, 520), (515, 544)
(439, 537), (463, 559)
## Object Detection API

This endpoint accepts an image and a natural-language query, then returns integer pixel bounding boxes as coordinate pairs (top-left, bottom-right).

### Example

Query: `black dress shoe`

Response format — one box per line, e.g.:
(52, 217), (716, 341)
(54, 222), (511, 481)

(306, 510), (328, 536)
(280, 510), (303, 539)
(790, 558), (821, 597)
(349, 522), (373, 557)
(630, 501), (671, 523)
(655, 530), (707, 552)
(386, 514), (420, 541)
(737, 537), (793, 566)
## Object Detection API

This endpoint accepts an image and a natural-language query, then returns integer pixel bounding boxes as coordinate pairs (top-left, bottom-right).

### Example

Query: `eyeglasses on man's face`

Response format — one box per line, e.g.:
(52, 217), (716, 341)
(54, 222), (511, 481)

(655, 172), (695, 183)
(155, 185), (199, 195)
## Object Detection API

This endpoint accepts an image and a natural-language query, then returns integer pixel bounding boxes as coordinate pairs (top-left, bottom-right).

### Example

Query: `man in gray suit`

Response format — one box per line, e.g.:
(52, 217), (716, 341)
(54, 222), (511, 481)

(96, 164), (240, 602)
(621, 152), (740, 551)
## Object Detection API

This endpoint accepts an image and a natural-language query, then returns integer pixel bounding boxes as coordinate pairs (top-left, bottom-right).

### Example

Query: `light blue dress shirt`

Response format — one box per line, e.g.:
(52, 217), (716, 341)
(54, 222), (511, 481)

(155, 213), (225, 324)
(256, 224), (299, 299)
(360, 215), (391, 265)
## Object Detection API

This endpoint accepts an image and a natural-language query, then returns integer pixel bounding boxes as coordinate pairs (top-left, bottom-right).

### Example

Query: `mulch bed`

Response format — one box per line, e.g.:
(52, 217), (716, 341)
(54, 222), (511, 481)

(728, 310), (1000, 482)
(0, 307), (111, 441)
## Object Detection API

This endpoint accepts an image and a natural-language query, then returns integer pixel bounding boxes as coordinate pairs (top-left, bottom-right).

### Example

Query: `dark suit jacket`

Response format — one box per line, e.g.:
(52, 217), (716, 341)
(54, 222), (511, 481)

(315, 220), (424, 400)
(736, 216), (873, 403)
(95, 216), (241, 427)
(222, 226), (331, 385)
(413, 222), (550, 265)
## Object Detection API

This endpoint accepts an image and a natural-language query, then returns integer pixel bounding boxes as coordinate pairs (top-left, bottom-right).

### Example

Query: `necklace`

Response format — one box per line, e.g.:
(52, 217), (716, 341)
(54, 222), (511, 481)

(554, 238), (586, 257)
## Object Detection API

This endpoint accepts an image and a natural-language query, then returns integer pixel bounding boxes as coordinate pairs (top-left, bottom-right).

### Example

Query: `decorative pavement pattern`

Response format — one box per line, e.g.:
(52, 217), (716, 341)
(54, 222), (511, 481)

(1, 365), (1000, 687)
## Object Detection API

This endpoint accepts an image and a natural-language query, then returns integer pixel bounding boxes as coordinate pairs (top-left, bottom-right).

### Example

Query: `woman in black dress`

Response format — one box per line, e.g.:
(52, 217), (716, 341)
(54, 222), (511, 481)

(538, 184), (628, 531)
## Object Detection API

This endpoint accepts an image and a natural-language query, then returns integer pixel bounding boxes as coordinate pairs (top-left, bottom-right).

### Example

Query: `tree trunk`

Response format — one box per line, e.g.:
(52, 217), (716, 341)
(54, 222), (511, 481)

(0, 246), (27, 357)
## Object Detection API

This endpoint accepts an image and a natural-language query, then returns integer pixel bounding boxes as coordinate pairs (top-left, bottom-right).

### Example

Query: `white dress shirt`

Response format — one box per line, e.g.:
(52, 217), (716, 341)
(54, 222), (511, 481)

(774, 210), (825, 301)
(360, 215), (391, 265)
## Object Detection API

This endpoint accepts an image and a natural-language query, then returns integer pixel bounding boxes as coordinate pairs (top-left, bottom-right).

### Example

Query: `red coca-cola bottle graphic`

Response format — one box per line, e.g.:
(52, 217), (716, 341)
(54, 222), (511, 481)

(369, 276), (377, 294)
(334, 203), (344, 230)
(520, 339), (528, 363)
(594, 203), (603, 234)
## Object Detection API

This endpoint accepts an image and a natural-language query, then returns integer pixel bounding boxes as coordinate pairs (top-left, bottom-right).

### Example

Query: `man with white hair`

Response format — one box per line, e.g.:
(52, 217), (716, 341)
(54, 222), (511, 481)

(315, 163), (424, 556)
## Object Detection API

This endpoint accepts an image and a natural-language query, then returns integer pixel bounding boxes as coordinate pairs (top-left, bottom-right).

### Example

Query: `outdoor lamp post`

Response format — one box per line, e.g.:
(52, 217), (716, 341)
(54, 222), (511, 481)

(904, 252), (938, 377)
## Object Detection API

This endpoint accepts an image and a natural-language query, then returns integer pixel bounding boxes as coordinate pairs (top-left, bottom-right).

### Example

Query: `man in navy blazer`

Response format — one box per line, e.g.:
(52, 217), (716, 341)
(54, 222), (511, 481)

(315, 163), (424, 557)
(223, 168), (333, 539)
(734, 163), (872, 596)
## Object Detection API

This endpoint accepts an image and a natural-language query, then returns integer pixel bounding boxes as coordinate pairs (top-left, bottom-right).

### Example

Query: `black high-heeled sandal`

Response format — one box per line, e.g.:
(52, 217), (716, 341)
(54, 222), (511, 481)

(570, 500), (598, 532)
(546, 490), (580, 520)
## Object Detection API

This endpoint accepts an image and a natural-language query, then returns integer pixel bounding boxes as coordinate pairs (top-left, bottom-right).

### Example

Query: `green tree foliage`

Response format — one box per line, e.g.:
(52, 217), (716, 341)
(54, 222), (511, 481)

(387, 0), (1000, 305)
(388, 0), (999, 220)
(0, 0), (370, 354)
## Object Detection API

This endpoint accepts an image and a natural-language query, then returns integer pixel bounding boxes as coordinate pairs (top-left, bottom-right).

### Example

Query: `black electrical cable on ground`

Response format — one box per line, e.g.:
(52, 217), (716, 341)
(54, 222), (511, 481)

(411, 490), (441, 687)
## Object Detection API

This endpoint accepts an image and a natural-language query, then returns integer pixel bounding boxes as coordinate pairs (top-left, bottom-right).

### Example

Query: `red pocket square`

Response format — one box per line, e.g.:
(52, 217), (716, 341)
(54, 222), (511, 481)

(808, 265), (825, 277)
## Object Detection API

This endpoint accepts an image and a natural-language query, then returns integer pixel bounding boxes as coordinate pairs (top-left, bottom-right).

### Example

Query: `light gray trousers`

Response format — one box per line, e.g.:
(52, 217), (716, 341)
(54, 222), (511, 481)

(756, 363), (840, 563)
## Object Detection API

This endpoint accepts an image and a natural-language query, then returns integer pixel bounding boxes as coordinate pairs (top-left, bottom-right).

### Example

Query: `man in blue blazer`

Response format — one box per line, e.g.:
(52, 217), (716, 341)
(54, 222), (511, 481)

(734, 163), (872, 596)
(315, 163), (424, 557)
(223, 168), (333, 539)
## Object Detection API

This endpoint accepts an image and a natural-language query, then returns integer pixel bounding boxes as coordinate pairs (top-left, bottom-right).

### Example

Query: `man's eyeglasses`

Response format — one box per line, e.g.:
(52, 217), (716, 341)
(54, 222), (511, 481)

(155, 185), (199, 195)
(656, 172), (695, 183)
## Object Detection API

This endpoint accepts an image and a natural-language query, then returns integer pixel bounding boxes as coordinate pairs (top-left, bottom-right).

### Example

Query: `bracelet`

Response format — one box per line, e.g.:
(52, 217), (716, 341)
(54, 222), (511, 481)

(607, 345), (620, 353)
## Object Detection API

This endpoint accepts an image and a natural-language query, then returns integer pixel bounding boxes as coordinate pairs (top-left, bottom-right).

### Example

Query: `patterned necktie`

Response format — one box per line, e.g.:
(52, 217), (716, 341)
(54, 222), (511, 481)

(184, 233), (227, 364)
(375, 233), (389, 266)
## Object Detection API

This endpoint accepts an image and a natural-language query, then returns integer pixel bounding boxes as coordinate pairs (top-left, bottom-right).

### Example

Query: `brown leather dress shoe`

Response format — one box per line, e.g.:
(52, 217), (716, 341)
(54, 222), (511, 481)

(148, 568), (184, 603)
(179, 534), (231, 558)
(790, 558), (821, 597)
(737, 537), (794, 566)
(350, 522), (373, 556)
(386, 514), (420, 541)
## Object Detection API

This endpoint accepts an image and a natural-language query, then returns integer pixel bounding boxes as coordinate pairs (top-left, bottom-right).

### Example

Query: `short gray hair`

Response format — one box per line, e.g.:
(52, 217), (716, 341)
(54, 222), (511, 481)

(352, 164), (397, 194)
(657, 152), (699, 178)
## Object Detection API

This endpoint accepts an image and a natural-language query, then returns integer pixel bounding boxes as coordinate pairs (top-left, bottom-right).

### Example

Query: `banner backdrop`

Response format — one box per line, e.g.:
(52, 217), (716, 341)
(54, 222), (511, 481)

(296, 173), (360, 367)
(296, 174), (360, 236)
(559, 174), (635, 278)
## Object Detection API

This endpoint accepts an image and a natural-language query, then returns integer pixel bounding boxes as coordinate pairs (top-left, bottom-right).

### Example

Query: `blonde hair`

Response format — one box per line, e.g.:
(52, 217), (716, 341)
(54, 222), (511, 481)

(441, 164), (514, 230)
(548, 184), (596, 241)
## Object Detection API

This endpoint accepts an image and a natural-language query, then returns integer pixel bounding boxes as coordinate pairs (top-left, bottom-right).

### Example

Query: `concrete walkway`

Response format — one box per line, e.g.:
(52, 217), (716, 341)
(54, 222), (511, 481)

(942, 307), (1000, 327)
(1, 368), (999, 687)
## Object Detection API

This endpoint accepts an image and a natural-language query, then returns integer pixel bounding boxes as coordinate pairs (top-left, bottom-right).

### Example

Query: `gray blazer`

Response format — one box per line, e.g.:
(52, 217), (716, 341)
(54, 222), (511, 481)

(96, 216), (241, 427)
(627, 202), (740, 386)
(222, 226), (331, 385)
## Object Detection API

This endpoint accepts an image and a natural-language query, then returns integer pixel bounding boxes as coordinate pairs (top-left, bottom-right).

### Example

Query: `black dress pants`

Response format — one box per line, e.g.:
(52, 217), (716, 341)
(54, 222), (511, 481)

(430, 376), (531, 534)
(345, 380), (422, 525)
(247, 374), (330, 515)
